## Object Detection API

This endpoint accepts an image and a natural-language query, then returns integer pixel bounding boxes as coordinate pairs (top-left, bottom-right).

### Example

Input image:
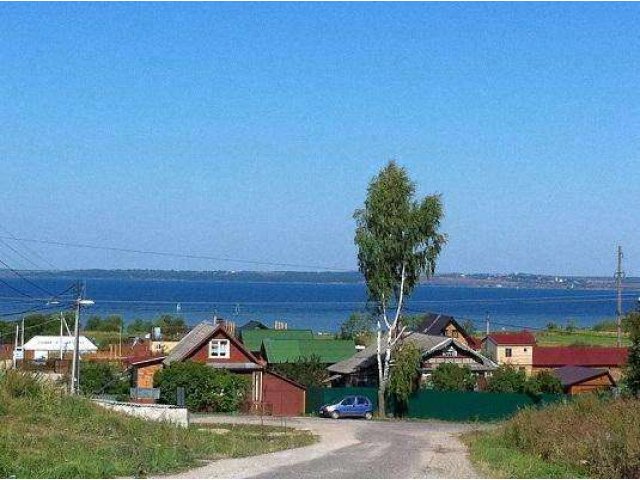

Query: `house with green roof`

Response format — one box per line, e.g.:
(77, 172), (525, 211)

(261, 339), (356, 365)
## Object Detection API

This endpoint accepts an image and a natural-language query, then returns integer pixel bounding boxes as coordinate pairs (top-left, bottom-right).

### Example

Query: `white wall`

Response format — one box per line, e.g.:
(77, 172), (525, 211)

(93, 400), (189, 427)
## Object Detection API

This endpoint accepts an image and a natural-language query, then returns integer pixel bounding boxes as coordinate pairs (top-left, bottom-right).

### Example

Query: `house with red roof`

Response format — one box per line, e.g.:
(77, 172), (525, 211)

(481, 331), (537, 374)
(533, 346), (628, 382)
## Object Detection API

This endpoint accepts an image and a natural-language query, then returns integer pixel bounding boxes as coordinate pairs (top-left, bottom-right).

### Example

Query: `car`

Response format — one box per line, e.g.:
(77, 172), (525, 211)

(319, 395), (374, 420)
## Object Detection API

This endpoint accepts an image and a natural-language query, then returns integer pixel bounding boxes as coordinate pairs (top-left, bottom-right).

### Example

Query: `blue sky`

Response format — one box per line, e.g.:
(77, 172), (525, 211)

(1, 3), (638, 276)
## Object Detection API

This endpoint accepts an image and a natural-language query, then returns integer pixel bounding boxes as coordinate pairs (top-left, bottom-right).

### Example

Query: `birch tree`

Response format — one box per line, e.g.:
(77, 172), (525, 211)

(354, 161), (445, 416)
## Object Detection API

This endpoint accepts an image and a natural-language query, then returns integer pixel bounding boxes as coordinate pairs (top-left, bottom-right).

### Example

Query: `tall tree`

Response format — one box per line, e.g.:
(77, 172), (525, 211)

(354, 161), (446, 415)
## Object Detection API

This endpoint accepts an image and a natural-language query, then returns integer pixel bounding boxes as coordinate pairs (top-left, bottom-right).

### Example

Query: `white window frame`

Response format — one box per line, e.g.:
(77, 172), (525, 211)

(209, 339), (230, 359)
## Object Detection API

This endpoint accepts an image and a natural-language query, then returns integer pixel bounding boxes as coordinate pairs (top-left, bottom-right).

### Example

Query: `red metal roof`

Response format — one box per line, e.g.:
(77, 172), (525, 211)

(533, 346), (628, 367)
(485, 331), (537, 346)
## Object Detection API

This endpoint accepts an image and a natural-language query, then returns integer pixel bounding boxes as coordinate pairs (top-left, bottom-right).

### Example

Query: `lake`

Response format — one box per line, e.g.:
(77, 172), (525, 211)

(2, 276), (639, 333)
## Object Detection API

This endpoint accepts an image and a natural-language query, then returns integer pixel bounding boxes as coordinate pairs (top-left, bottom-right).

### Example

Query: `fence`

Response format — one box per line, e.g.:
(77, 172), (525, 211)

(306, 387), (565, 421)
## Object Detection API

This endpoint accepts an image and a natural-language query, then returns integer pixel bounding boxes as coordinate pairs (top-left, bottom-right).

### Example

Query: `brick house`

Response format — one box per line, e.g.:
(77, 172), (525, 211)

(130, 320), (305, 415)
(481, 331), (537, 374)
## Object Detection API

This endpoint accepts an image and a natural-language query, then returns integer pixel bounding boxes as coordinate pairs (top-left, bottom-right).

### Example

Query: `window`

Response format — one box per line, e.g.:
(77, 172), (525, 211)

(524, 347), (528, 352)
(356, 397), (369, 405)
(209, 339), (230, 358)
(341, 397), (355, 406)
(452, 330), (459, 338)
(443, 346), (457, 357)
(505, 348), (512, 357)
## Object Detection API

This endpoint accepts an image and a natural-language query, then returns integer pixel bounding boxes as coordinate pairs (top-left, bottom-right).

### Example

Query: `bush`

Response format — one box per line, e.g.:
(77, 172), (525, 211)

(79, 361), (130, 396)
(503, 395), (640, 477)
(154, 362), (250, 412)
(487, 364), (527, 393)
(431, 363), (475, 391)
(524, 370), (562, 394)
(270, 355), (327, 387)
(0, 370), (47, 398)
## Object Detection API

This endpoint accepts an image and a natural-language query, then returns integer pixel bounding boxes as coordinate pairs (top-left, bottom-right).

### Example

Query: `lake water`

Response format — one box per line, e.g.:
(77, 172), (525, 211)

(2, 276), (639, 333)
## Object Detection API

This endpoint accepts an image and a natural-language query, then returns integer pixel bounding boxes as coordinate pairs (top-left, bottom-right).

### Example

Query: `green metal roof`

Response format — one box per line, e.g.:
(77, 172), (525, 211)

(241, 329), (314, 352)
(262, 339), (357, 364)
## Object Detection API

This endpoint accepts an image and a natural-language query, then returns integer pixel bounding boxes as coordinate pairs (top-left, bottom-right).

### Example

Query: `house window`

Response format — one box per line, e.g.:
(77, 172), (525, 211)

(452, 330), (459, 338)
(505, 348), (512, 358)
(209, 339), (230, 359)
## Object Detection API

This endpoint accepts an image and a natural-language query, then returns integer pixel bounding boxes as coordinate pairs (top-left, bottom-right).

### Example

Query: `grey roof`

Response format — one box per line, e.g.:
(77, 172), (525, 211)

(328, 332), (448, 375)
(163, 321), (218, 366)
(328, 332), (498, 375)
(552, 366), (614, 387)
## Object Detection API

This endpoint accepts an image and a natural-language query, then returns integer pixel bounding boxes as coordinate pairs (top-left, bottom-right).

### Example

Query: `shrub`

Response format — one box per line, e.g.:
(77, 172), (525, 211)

(431, 363), (475, 391)
(0, 370), (47, 398)
(503, 395), (640, 477)
(270, 355), (327, 387)
(624, 312), (640, 397)
(487, 364), (526, 393)
(79, 361), (130, 396)
(154, 361), (250, 412)
(524, 370), (562, 394)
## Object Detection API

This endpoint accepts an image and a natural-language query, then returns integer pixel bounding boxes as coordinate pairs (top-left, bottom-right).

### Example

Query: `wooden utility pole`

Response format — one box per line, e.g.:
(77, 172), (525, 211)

(485, 312), (490, 336)
(615, 246), (625, 347)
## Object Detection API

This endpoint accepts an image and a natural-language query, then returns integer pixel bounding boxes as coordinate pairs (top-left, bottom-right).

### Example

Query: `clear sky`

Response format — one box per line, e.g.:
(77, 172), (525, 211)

(1, 3), (638, 276)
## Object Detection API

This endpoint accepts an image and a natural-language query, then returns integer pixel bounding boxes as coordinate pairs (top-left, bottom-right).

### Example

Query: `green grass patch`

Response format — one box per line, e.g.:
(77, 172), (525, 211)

(536, 330), (630, 347)
(463, 430), (586, 478)
(0, 371), (316, 478)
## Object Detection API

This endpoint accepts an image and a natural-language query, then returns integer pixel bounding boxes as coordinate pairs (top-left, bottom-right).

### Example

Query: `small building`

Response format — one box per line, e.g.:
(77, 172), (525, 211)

(22, 335), (98, 361)
(328, 332), (497, 388)
(533, 346), (628, 382)
(481, 331), (536, 374)
(551, 365), (616, 395)
(131, 320), (306, 416)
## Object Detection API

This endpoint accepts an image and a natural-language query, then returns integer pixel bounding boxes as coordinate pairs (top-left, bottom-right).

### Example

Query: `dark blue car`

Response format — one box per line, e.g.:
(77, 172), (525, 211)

(319, 395), (374, 420)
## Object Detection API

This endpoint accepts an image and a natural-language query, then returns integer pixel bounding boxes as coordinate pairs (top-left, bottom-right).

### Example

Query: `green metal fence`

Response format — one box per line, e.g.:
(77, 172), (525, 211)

(306, 387), (565, 420)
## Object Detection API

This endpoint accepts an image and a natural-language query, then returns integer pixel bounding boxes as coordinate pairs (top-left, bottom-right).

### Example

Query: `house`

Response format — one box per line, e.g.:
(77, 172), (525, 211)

(533, 346), (628, 382)
(481, 331), (536, 374)
(327, 332), (497, 388)
(260, 338), (356, 365)
(414, 313), (479, 349)
(130, 320), (306, 416)
(551, 365), (616, 395)
(22, 335), (98, 361)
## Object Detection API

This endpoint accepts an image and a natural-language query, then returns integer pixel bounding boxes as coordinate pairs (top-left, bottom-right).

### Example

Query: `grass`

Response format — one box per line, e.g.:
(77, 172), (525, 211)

(0, 371), (316, 478)
(464, 395), (640, 478)
(536, 330), (630, 347)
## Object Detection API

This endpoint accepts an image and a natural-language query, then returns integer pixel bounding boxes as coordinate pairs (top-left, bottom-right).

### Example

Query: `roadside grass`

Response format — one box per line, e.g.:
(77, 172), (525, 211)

(536, 330), (630, 347)
(464, 395), (640, 478)
(0, 371), (316, 479)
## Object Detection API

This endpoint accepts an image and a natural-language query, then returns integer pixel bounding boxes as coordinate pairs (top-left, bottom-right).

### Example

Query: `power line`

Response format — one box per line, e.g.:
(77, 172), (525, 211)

(0, 257), (57, 298)
(0, 237), (43, 270)
(0, 223), (58, 270)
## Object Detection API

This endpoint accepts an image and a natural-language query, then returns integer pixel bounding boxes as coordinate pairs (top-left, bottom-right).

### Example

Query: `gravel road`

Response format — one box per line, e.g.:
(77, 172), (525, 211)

(171, 415), (479, 479)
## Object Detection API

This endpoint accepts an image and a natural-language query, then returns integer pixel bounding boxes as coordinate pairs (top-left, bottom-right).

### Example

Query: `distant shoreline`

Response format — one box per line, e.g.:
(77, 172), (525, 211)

(1, 268), (638, 291)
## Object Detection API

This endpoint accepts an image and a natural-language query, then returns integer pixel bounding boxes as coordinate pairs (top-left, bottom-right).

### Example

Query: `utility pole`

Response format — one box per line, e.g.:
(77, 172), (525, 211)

(485, 312), (490, 336)
(615, 246), (625, 347)
(69, 281), (94, 394)
(59, 312), (64, 360)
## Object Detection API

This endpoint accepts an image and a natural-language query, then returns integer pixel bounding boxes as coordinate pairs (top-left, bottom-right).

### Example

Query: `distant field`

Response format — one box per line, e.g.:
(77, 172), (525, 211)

(535, 330), (630, 347)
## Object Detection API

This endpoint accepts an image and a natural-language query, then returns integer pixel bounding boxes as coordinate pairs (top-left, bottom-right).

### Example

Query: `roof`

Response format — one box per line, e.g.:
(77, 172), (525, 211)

(237, 320), (269, 332)
(328, 333), (448, 375)
(241, 329), (314, 352)
(552, 366), (615, 387)
(127, 355), (165, 367)
(421, 337), (499, 372)
(485, 331), (537, 346)
(163, 320), (261, 366)
(262, 339), (356, 364)
(22, 335), (97, 352)
(264, 369), (306, 390)
(468, 336), (482, 350)
(533, 346), (628, 367)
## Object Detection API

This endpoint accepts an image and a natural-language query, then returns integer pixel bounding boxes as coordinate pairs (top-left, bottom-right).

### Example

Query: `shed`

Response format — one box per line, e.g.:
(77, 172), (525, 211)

(22, 335), (97, 360)
(551, 366), (616, 395)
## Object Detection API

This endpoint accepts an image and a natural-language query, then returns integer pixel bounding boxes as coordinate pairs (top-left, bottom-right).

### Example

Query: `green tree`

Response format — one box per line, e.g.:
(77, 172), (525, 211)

(154, 361), (249, 412)
(154, 314), (187, 339)
(85, 315), (123, 332)
(431, 363), (475, 392)
(524, 370), (563, 394)
(388, 342), (421, 414)
(270, 355), (327, 387)
(461, 319), (476, 336)
(79, 361), (130, 397)
(354, 161), (446, 416)
(339, 313), (375, 345)
(487, 364), (527, 393)
(127, 318), (154, 335)
(623, 312), (640, 397)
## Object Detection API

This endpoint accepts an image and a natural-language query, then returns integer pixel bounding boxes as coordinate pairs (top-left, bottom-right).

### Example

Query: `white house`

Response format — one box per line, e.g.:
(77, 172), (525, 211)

(22, 336), (98, 360)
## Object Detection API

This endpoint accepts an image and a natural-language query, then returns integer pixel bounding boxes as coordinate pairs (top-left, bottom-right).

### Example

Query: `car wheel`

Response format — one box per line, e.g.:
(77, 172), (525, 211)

(365, 411), (373, 420)
(331, 411), (340, 420)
